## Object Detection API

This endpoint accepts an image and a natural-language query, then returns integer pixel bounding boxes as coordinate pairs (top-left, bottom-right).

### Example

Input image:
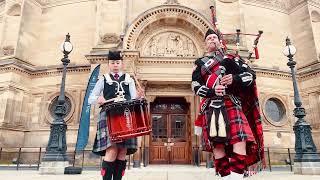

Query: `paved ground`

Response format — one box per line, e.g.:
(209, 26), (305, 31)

(1, 165), (320, 180)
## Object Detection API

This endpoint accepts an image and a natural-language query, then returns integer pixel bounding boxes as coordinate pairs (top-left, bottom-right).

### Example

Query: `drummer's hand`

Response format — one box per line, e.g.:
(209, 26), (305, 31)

(97, 96), (107, 105)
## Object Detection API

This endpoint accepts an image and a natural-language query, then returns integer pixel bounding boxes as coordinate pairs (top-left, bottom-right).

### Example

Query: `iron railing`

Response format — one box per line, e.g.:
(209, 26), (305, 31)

(0, 146), (319, 171)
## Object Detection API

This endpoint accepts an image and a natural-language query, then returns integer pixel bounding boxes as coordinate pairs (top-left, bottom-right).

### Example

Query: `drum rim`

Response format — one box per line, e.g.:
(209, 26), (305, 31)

(104, 98), (147, 110)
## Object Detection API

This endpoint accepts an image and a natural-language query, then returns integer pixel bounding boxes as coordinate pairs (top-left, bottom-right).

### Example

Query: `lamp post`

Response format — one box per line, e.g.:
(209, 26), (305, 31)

(42, 33), (73, 162)
(283, 37), (320, 174)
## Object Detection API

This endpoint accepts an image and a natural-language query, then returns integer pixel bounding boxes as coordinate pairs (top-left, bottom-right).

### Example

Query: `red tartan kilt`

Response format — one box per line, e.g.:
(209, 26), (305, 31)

(224, 97), (255, 145)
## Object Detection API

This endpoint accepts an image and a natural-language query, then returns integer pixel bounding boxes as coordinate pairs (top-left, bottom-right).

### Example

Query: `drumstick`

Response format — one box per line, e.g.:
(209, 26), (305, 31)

(132, 73), (142, 90)
(105, 98), (116, 103)
(132, 73), (145, 97)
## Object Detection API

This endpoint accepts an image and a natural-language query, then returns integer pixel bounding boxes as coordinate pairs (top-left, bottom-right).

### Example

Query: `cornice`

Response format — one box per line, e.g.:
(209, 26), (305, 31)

(85, 54), (108, 64)
(137, 57), (195, 65)
(0, 58), (90, 77)
(241, 0), (310, 14)
(27, 0), (42, 8)
(242, 0), (289, 13)
(35, 0), (94, 8)
(254, 67), (292, 79)
(1, 58), (318, 81)
(254, 65), (320, 81)
(307, 0), (320, 9)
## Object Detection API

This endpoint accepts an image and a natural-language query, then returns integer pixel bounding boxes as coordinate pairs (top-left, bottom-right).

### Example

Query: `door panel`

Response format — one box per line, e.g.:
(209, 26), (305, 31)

(170, 114), (188, 164)
(150, 114), (169, 164)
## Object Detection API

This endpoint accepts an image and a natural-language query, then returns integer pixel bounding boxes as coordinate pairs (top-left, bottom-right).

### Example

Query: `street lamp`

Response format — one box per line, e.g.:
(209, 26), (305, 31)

(42, 33), (73, 162)
(283, 37), (320, 171)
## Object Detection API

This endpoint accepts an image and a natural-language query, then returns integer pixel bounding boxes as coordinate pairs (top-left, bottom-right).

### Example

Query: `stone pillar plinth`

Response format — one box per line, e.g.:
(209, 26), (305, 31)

(39, 161), (69, 175)
(294, 161), (320, 175)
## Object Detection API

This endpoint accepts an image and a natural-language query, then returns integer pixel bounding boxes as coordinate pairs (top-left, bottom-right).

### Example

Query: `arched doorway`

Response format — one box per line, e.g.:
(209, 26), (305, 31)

(149, 97), (190, 164)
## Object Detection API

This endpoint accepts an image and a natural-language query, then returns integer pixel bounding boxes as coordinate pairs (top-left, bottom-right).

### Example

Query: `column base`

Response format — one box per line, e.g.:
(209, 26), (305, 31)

(39, 161), (69, 175)
(294, 162), (320, 175)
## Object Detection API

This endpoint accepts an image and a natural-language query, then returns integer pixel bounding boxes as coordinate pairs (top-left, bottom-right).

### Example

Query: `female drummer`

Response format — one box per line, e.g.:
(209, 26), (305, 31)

(88, 50), (138, 180)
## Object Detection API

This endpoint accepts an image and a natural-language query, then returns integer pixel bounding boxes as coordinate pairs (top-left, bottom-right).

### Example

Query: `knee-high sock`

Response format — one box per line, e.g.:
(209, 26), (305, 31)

(101, 160), (115, 180)
(113, 159), (127, 180)
(230, 152), (246, 174)
(214, 156), (230, 177)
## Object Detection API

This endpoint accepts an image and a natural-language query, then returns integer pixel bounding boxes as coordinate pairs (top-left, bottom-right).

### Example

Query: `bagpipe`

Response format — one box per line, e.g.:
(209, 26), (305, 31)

(209, 5), (263, 63)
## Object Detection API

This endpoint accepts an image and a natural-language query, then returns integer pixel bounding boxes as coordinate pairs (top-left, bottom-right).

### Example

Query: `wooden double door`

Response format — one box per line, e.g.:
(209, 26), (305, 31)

(149, 98), (190, 164)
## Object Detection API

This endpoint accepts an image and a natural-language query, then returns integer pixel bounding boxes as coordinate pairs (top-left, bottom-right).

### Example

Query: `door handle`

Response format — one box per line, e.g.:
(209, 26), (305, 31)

(164, 139), (174, 151)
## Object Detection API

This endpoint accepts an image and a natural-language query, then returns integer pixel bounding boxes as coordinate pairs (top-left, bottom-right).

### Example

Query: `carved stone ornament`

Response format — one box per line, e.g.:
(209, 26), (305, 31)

(143, 32), (197, 57)
(101, 33), (120, 44)
(2, 46), (14, 56)
(164, 0), (179, 4)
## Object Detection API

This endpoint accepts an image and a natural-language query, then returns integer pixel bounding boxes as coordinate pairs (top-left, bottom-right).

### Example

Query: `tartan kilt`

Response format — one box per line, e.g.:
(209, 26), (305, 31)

(92, 110), (137, 156)
(204, 96), (255, 146)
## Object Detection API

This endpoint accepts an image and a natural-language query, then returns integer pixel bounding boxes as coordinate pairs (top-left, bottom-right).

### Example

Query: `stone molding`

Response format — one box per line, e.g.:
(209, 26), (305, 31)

(137, 57), (195, 65)
(35, 0), (94, 8)
(308, 0), (320, 9)
(218, 0), (238, 3)
(0, 58), (318, 83)
(241, 0), (312, 14)
(0, 58), (90, 77)
(254, 66), (292, 79)
(85, 54), (108, 64)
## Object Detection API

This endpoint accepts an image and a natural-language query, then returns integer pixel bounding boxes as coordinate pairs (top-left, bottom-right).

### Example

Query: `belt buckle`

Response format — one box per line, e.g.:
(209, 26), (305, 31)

(209, 99), (223, 108)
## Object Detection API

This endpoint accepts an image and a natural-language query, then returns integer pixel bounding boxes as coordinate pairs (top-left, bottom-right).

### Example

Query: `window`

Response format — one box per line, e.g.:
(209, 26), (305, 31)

(265, 98), (286, 123)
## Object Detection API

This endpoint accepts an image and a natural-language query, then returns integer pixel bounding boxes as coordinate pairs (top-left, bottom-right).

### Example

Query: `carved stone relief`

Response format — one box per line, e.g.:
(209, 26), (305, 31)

(7, 4), (21, 16)
(311, 11), (320, 22)
(2, 46), (14, 56)
(142, 32), (197, 57)
(164, 0), (179, 4)
(0, 1), (5, 14)
(101, 33), (120, 44)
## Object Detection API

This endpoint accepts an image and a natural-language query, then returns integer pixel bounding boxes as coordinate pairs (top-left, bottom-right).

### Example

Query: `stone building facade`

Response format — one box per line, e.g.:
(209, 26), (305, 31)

(0, 0), (320, 164)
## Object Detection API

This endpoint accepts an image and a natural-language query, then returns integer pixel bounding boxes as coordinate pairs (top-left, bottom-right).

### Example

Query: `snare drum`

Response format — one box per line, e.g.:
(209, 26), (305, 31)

(103, 99), (151, 142)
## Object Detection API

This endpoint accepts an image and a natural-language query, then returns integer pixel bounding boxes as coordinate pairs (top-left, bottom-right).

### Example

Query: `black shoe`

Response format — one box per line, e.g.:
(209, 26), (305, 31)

(113, 159), (127, 180)
(101, 160), (115, 180)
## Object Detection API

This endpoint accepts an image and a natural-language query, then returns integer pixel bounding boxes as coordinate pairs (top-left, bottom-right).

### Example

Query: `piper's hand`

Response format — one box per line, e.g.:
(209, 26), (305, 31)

(97, 96), (107, 105)
(220, 74), (233, 86)
(215, 85), (225, 96)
